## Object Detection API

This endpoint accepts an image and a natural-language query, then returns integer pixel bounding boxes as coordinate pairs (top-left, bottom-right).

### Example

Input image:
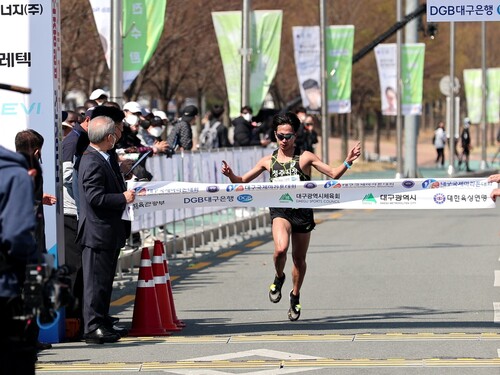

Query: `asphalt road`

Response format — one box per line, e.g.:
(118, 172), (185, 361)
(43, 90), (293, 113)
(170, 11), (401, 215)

(35, 204), (500, 374)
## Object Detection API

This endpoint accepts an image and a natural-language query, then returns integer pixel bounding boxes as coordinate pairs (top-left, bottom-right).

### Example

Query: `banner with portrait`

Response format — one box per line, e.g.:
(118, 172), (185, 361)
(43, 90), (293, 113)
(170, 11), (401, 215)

(375, 43), (425, 116)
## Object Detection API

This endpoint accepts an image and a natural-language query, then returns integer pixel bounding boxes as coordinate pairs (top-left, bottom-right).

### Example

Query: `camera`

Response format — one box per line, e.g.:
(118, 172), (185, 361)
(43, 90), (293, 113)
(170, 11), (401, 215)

(23, 264), (74, 324)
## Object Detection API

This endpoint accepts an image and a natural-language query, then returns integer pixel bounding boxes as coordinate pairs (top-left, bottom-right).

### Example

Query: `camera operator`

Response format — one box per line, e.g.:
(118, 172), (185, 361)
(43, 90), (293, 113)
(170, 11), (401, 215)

(0, 145), (39, 374)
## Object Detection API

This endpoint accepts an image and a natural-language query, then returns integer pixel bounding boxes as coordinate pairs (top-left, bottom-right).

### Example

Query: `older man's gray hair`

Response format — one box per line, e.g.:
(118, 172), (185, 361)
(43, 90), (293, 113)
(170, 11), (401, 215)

(88, 116), (115, 144)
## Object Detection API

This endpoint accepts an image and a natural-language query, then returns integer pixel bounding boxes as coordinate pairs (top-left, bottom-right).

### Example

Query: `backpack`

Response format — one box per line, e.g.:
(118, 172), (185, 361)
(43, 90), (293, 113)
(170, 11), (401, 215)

(199, 121), (220, 150)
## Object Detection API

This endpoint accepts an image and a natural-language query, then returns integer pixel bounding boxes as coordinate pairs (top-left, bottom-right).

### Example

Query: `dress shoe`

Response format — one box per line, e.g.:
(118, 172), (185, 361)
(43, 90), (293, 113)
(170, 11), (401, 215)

(111, 325), (129, 337)
(83, 326), (120, 344)
(107, 315), (120, 325)
(36, 341), (52, 352)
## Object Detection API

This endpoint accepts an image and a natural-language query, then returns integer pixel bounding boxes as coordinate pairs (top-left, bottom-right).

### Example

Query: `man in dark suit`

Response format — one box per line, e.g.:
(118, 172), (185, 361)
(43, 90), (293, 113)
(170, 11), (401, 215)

(76, 116), (135, 344)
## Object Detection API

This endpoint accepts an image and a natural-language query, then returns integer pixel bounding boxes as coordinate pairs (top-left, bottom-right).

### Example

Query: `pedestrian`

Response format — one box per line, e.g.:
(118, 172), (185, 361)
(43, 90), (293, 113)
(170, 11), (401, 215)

(458, 118), (472, 172)
(0, 145), (39, 374)
(77, 116), (135, 344)
(167, 105), (197, 151)
(221, 111), (361, 321)
(433, 121), (447, 168)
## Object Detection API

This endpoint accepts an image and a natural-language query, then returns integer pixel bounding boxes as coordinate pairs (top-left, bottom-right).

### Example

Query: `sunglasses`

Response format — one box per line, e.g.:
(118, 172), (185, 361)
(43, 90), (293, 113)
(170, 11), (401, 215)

(276, 133), (295, 141)
(305, 122), (314, 126)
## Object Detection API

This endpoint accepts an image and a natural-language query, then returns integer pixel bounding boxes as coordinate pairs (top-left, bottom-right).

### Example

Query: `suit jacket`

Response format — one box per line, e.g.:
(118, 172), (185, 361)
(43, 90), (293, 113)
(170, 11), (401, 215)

(76, 146), (128, 250)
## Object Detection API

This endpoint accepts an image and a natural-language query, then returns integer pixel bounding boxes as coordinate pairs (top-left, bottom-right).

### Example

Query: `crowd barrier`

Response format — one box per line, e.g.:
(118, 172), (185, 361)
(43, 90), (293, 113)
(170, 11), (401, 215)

(124, 146), (271, 261)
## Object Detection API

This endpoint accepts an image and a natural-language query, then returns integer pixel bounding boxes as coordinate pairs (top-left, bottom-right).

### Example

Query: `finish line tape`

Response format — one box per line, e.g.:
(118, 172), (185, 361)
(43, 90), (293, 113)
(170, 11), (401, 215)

(124, 178), (497, 220)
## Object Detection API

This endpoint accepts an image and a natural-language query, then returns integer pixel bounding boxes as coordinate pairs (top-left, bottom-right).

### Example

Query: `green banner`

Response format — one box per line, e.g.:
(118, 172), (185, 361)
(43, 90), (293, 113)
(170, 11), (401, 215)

(401, 43), (425, 115)
(464, 69), (483, 124)
(487, 68), (500, 123)
(326, 25), (354, 113)
(212, 11), (282, 118)
(123, 0), (166, 90)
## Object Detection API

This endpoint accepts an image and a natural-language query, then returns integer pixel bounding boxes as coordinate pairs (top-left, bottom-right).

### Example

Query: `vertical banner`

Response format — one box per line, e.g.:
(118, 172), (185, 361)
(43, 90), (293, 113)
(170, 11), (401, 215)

(249, 10), (282, 115)
(122, 0), (167, 90)
(375, 44), (397, 116)
(212, 11), (282, 118)
(89, 0), (111, 68)
(375, 43), (425, 116)
(326, 25), (355, 114)
(464, 68), (500, 124)
(0, 0), (62, 257)
(402, 43), (425, 115)
(212, 11), (242, 118)
(463, 69), (482, 124)
(293, 26), (321, 113)
(487, 68), (500, 124)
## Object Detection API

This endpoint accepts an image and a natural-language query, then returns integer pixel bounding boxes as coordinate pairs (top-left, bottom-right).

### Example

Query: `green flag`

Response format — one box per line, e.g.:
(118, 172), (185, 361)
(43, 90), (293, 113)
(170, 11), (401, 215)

(123, 0), (166, 90)
(487, 68), (500, 123)
(212, 11), (282, 118)
(326, 25), (355, 113)
(463, 69), (483, 124)
(401, 43), (425, 115)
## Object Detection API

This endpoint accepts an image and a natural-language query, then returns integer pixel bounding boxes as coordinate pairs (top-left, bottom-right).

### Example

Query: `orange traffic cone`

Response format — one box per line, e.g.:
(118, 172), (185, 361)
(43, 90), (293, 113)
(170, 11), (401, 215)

(160, 242), (186, 328)
(129, 247), (170, 336)
(152, 241), (181, 332)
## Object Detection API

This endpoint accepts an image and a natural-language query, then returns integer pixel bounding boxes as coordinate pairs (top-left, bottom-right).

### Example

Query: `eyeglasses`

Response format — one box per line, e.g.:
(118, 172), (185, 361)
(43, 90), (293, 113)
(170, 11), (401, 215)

(276, 133), (295, 141)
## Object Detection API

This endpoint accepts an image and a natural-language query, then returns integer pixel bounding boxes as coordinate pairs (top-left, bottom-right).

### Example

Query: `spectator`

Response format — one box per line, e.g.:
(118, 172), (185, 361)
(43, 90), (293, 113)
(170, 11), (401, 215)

(232, 106), (261, 147)
(15, 129), (56, 255)
(167, 105), (197, 151)
(301, 114), (319, 153)
(77, 116), (135, 344)
(0, 145), (39, 373)
(89, 89), (108, 106)
(62, 110), (78, 139)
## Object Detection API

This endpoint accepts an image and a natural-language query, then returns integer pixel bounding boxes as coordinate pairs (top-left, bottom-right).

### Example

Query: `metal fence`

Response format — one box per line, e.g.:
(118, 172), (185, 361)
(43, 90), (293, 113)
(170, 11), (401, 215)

(127, 146), (271, 260)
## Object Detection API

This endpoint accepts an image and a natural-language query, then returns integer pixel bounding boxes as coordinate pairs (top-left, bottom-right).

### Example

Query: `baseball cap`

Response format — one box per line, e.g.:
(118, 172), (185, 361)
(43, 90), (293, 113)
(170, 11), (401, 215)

(181, 105), (198, 121)
(89, 88), (107, 100)
(153, 110), (167, 120)
(123, 101), (142, 114)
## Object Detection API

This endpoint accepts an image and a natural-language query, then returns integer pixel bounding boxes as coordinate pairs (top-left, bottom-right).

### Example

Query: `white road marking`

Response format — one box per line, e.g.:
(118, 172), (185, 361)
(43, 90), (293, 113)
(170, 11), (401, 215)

(494, 302), (500, 323)
(494, 271), (500, 287)
(187, 348), (322, 361)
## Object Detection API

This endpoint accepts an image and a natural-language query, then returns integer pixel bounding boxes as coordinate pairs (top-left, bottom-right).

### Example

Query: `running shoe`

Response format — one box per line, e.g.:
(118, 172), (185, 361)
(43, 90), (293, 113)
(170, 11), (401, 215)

(269, 274), (285, 303)
(288, 290), (301, 321)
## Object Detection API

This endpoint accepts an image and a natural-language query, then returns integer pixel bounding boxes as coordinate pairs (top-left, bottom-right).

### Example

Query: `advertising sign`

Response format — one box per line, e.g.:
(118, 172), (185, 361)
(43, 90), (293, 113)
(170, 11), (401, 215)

(0, 0), (61, 257)
(427, 1), (500, 22)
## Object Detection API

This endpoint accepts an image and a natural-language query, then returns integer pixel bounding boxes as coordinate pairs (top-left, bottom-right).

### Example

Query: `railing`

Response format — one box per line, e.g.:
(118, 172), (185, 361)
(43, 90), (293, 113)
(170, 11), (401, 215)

(129, 146), (271, 259)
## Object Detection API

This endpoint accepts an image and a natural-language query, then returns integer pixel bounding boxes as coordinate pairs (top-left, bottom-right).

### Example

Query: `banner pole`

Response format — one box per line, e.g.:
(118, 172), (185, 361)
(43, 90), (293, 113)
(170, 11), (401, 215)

(110, 0), (123, 106)
(319, 0), (329, 167)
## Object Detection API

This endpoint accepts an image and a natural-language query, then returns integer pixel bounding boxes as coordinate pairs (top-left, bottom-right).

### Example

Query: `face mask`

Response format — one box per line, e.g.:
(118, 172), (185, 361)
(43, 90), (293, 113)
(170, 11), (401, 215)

(149, 126), (164, 138)
(126, 114), (139, 127)
(243, 113), (252, 122)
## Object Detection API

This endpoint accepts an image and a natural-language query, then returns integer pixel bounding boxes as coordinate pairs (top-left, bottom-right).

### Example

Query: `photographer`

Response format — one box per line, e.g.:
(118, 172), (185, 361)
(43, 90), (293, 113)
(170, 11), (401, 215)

(0, 145), (39, 374)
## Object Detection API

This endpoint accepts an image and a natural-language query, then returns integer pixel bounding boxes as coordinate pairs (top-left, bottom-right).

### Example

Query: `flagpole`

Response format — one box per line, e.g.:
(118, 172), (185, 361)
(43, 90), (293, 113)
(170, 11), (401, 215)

(110, 0), (123, 106)
(480, 21), (488, 170)
(241, 0), (251, 109)
(320, 0), (329, 166)
(395, 0), (403, 178)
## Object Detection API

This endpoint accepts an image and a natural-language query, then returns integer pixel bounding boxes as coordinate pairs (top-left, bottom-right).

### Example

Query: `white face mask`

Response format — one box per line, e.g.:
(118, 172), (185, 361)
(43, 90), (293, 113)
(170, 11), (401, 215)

(126, 114), (139, 126)
(149, 126), (164, 138)
(242, 113), (252, 122)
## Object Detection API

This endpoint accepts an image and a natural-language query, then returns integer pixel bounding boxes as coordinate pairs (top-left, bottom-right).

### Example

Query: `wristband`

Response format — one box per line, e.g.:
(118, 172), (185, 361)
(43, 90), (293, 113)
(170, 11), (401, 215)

(343, 161), (352, 169)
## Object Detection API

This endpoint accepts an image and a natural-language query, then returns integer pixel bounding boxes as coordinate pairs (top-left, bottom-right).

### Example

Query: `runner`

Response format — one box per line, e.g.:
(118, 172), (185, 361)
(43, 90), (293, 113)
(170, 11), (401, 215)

(222, 111), (361, 320)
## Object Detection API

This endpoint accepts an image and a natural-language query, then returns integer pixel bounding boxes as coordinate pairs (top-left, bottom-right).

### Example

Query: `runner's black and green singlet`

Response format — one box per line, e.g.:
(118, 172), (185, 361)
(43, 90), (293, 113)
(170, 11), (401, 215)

(269, 149), (316, 233)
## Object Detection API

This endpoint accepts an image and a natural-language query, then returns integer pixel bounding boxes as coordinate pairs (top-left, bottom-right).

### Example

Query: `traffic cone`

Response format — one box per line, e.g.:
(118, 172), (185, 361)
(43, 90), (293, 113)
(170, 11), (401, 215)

(152, 241), (181, 332)
(128, 247), (170, 336)
(160, 241), (186, 328)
